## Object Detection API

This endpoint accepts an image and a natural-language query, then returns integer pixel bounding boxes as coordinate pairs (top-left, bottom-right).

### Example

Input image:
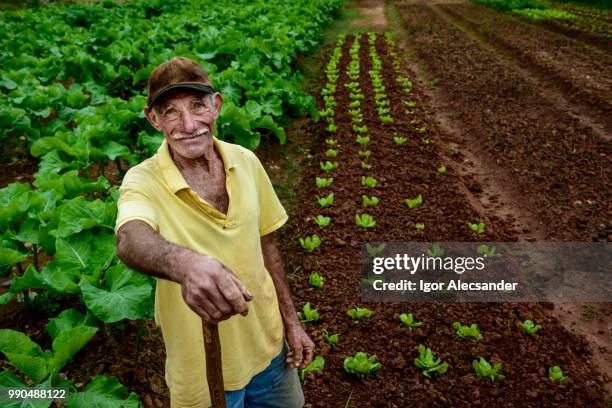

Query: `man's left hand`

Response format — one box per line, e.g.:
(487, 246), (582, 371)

(285, 323), (315, 370)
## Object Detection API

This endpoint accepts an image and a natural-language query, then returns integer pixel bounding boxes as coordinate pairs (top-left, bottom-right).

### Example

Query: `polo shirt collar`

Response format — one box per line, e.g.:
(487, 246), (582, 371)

(157, 136), (238, 195)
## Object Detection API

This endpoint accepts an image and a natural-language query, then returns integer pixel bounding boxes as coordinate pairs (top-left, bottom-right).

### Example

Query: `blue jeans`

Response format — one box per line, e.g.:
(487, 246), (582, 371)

(217, 341), (304, 408)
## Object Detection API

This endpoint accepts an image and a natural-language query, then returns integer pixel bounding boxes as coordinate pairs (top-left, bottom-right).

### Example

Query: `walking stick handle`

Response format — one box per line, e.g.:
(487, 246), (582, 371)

(203, 320), (226, 407)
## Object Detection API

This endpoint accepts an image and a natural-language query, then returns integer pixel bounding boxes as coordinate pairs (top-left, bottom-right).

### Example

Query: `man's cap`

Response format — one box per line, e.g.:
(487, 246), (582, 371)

(147, 57), (215, 109)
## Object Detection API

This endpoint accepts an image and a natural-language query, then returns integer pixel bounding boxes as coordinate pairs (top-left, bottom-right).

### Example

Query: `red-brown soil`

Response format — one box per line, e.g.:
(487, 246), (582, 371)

(277, 30), (608, 407)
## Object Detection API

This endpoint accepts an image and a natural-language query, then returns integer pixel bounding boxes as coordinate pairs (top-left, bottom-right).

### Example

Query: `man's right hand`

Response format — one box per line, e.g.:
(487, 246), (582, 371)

(180, 252), (253, 324)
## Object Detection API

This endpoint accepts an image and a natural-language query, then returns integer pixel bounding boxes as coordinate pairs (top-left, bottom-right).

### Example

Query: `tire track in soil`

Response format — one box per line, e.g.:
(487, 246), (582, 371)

(436, 2), (612, 138)
(393, 1), (612, 243)
(280, 31), (607, 407)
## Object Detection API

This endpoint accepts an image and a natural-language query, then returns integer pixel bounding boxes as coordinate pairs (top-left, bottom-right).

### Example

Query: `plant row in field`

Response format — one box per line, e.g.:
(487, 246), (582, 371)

(0, 0), (346, 403)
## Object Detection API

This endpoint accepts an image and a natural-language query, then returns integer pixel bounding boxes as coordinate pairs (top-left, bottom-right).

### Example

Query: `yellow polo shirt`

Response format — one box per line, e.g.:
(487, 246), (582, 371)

(115, 137), (287, 408)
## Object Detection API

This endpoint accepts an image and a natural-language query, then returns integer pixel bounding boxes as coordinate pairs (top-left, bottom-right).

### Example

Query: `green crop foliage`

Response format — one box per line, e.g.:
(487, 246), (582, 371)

(366, 243), (386, 257)
(414, 344), (448, 378)
(316, 193), (334, 208)
(360, 162), (372, 170)
(356, 135), (370, 145)
(314, 215), (331, 228)
(347, 307), (373, 320)
(426, 244), (445, 257)
(468, 222), (486, 234)
(394, 136), (407, 145)
(415, 223), (425, 231)
(473, 357), (505, 381)
(320, 161), (339, 172)
(356, 213), (376, 229)
(477, 244), (500, 257)
(358, 150), (371, 159)
(453, 322), (483, 341)
(437, 165), (447, 174)
(399, 313), (423, 330)
(299, 355), (325, 381)
(326, 123), (337, 133)
(549, 366), (568, 383)
(361, 176), (377, 188)
(299, 235), (321, 252)
(315, 177), (334, 188)
(520, 320), (542, 335)
(325, 149), (339, 158)
(362, 195), (379, 207)
(325, 138), (338, 146)
(308, 273), (324, 289)
(405, 194), (423, 209)
(343, 352), (382, 378)
(322, 329), (340, 347)
(297, 302), (320, 323)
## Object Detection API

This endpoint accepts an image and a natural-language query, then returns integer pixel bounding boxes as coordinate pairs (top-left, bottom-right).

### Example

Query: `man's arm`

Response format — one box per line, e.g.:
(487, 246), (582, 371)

(117, 220), (252, 323)
(260, 233), (314, 369)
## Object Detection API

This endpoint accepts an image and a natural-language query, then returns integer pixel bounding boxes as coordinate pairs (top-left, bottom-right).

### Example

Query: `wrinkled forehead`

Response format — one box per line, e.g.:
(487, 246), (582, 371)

(157, 91), (212, 110)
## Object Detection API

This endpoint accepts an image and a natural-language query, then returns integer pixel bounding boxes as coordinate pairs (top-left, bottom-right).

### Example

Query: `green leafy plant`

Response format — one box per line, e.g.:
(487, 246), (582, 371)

(452, 322), (483, 341)
(315, 177), (333, 188)
(297, 302), (320, 323)
(358, 150), (371, 159)
(415, 223), (425, 231)
(394, 136), (407, 145)
(325, 149), (338, 158)
(316, 193), (334, 208)
(308, 273), (324, 289)
(326, 123), (337, 133)
(549, 366), (568, 383)
(477, 244), (499, 256)
(361, 176), (377, 188)
(320, 161), (339, 172)
(325, 138), (338, 146)
(314, 215), (331, 228)
(356, 213), (376, 229)
(519, 320), (542, 335)
(414, 344), (448, 378)
(468, 222), (486, 234)
(437, 165), (447, 174)
(299, 355), (325, 381)
(356, 135), (370, 145)
(472, 357), (505, 381)
(399, 313), (423, 330)
(322, 329), (339, 347)
(299, 235), (321, 252)
(426, 243), (445, 257)
(347, 307), (373, 320)
(366, 243), (385, 257)
(360, 162), (372, 170)
(362, 195), (379, 207)
(405, 194), (423, 209)
(343, 352), (382, 377)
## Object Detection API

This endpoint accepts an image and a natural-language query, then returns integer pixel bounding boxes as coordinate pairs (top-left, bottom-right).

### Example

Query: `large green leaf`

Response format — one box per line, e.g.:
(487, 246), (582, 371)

(81, 264), (153, 323)
(45, 308), (98, 340)
(0, 370), (53, 408)
(47, 326), (98, 373)
(52, 197), (116, 238)
(0, 248), (27, 269)
(4, 353), (48, 383)
(66, 375), (141, 408)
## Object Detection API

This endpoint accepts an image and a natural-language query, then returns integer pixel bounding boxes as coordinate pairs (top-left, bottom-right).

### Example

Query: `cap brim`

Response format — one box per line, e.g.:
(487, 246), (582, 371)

(148, 83), (215, 109)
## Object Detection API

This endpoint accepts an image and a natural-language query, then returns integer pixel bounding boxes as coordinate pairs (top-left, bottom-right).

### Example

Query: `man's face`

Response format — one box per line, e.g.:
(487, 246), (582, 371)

(145, 91), (223, 160)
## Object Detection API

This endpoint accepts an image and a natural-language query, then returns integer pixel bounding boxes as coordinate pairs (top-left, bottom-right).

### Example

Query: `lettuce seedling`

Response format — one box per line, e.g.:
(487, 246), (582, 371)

(322, 329), (339, 347)
(361, 176), (377, 188)
(326, 123), (337, 133)
(360, 162), (372, 170)
(349, 100), (361, 108)
(299, 356), (325, 381)
(309, 272), (324, 288)
(325, 138), (338, 146)
(299, 235), (321, 252)
(366, 243), (386, 256)
(414, 344), (448, 378)
(405, 101), (416, 108)
(405, 194), (423, 209)
(417, 126), (427, 134)
(381, 115), (393, 124)
(519, 320), (541, 335)
(314, 215), (331, 228)
(347, 307), (373, 320)
(343, 352), (382, 378)
(394, 136), (407, 145)
(399, 313), (423, 330)
(320, 161), (339, 172)
(315, 177), (333, 188)
(358, 150), (371, 159)
(437, 165), (447, 174)
(549, 366), (567, 383)
(325, 149), (339, 158)
(362, 195), (379, 207)
(352, 125), (368, 134)
(452, 322), (483, 341)
(298, 302), (320, 323)
(426, 244), (445, 257)
(415, 223), (425, 231)
(356, 213), (376, 229)
(468, 222), (486, 234)
(316, 193), (334, 208)
(477, 244), (499, 257)
(356, 135), (370, 145)
(472, 357), (504, 381)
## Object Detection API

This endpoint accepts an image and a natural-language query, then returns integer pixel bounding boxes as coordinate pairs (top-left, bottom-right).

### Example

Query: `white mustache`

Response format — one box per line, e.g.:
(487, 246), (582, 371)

(172, 127), (209, 140)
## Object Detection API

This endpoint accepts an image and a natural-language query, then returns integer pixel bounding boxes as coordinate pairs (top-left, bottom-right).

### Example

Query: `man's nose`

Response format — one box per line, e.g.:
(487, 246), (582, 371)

(180, 109), (198, 132)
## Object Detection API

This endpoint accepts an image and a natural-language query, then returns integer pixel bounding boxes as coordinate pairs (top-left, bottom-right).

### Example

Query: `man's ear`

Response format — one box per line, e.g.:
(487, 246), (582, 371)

(144, 107), (163, 131)
(212, 92), (223, 120)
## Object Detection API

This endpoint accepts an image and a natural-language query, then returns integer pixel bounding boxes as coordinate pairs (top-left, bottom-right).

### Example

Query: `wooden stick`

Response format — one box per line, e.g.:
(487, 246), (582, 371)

(203, 321), (226, 407)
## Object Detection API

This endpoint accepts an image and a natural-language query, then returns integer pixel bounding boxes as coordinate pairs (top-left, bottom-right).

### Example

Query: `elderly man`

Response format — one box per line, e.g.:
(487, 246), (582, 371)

(115, 56), (313, 408)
